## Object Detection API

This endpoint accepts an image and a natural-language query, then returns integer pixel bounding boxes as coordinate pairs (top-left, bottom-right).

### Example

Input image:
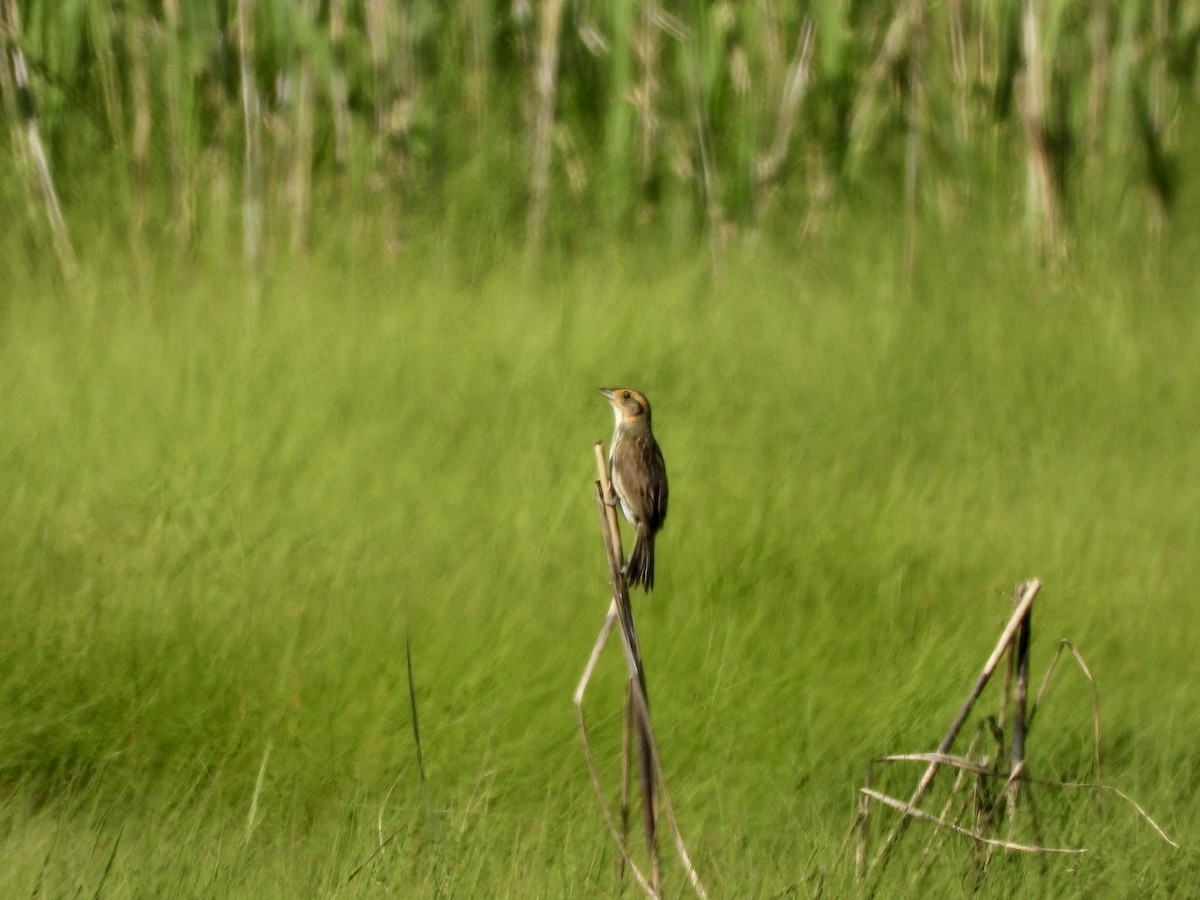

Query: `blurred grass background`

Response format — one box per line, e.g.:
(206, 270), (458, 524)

(3, 1), (1200, 896)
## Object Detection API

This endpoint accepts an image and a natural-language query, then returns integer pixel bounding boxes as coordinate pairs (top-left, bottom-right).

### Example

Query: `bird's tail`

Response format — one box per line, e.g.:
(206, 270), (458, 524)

(625, 530), (655, 592)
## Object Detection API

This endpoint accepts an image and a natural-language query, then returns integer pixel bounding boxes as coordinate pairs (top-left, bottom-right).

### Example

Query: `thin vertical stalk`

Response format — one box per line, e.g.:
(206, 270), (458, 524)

(1009, 602), (1031, 774)
(868, 580), (1042, 885)
(463, 0), (490, 130)
(128, 8), (151, 238)
(288, 0), (318, 253)
(634, 2), (664, 184)
(1019, 0), (1061, 260)
(161, 0), (194, 246)
(528, 0), (565, 250)
(364, 0), (402, 252)
(237, 0), (262, 268)
(1145, 0), (1169, 235)
(604, 0), (635, 220)
(948, 0), (969, 144)
(329, 0), (350, 169)
(904, 1), (924, 285)
(88, 1), (125, 158)
(684, 2), (723, 263)
(365, 0), (391, 160)
(3, 0), (77, 280)
(846, 2), (918, 182)
(1084, 4), (1110, 182)
(754, 14), (814, 223)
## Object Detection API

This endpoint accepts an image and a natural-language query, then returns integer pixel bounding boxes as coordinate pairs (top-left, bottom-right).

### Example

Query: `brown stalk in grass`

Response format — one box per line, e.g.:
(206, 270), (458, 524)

(237, 0), (263, 270)
(328, 0), (350, 169)
(2, 0), (77, 280)
(288, 0), (318, 254)
(860, 787), (1084, 855)
(634, 1), (664, 187)
(948, 0), (969, 144)
(854, 579), (1176, 892)
(903, 2), (925, 287)
(753, 15), (814, 224)
(574, 441), (708, 900)
(462, 0), (489, 131)
(1019, 0), (1063, 261)
(362, 0), (404, 255)
(866, 579), (1042, 882)
(1084, 4), (1110, 184)
(680, 18), (723, 265)
(127, 9), (151, 265)
(160, 0), (194, 247)
(527, 0), (565, 250)
(846, 1), (920, 180)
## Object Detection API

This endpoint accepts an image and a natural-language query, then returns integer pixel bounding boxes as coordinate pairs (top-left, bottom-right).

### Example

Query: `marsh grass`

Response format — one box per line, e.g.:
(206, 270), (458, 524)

(2, 212), (1199, 896)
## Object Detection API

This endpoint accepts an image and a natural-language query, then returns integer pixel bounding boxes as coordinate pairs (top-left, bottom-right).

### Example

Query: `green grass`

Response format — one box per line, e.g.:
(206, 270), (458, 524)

(2, 218), (1199, 897)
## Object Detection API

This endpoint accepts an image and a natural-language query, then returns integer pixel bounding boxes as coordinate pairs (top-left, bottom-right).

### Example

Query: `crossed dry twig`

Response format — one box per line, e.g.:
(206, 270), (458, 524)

(853, 579), (1176, 893)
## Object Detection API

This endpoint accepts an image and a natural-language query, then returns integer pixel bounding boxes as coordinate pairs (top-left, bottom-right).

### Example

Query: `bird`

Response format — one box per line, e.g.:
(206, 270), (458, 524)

(599, 387), (669, 592)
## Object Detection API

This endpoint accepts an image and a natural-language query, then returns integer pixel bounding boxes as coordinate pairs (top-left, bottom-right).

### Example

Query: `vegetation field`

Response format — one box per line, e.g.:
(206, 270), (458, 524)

(4, 0), (1200, 896)
(2, 218), (1199, 898)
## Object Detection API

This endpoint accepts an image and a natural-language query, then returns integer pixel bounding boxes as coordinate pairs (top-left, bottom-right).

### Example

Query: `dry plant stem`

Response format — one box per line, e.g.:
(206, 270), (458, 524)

(619, 680), (634, 886)
(1054, 781), (1179, 848)
(868, 579), (1042, 879)
(328, 0), (351, 167)
(680, 22), (722, 264)
(237, 0), (262, 270)
(627, 682), (708, 899)
(859, 586), (1177, 885)
(754, 15), (815, 219)
(161, 0), (194, 246)
(855, 764), (872, 879)
(528, 0), (565, 250)
(634, 0), (661, 181)
(598, 477), (702, 896)
(878, 751), (1004, 777)
(917, 730), (986, 883)
(846, 1), (918, 177)
(574, 443), (709, 900)
(903, 2), (923, 286)
(289, 0), (319, 253)
(1019, 0), (1062, 260)
(873, 751), (1177, 848)
(1030, 640), (1101, 778)
(245, 736), (272, 842)
(127, 13), (150, 247)
(574, 507), (657, 898)
(3, 0), (77, 280)
(860, 788), (1084, 855)
(592, 448), (658, 870)
(948, 0), (969, 142)
(593, 462), (660, 892)
(1009, 600), (1032, 778)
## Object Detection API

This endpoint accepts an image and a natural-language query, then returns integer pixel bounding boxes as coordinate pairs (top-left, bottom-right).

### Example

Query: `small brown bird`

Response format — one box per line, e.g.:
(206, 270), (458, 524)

(600, 387), (669, 591)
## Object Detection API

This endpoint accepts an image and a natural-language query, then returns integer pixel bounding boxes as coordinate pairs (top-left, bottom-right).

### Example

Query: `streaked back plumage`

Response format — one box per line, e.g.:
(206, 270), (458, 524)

(599, 387), (668, 591)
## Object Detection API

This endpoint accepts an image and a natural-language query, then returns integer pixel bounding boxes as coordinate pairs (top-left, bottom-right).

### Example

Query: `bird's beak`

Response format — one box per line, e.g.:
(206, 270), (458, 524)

(598, 388), (615, 401)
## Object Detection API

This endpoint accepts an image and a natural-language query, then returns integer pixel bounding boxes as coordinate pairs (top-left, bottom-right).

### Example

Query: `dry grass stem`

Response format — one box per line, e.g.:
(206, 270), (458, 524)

(859, 788), (1086, 855)
(859, 579), (1176, 891)
(1030, 639), (1101, 777)
(527, 0), (565, 250)
(573, 442), (708, 899)
(1053, 781), (1178, 849)
(237, 0), (263, 269)
(3, 0), (77, 280)
(868, 579), (1042, 876)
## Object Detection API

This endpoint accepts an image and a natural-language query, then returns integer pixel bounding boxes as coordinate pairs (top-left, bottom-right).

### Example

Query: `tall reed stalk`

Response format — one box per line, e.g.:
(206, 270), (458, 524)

(2, 0), (1198, 260)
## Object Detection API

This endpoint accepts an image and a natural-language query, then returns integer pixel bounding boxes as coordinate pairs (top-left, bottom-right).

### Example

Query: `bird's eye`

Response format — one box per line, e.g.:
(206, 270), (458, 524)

(623, 391), (631, 400)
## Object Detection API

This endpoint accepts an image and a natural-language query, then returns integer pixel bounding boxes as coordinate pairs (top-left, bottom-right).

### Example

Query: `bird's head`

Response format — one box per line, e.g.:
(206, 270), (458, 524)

(599, 387), (652, 428)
